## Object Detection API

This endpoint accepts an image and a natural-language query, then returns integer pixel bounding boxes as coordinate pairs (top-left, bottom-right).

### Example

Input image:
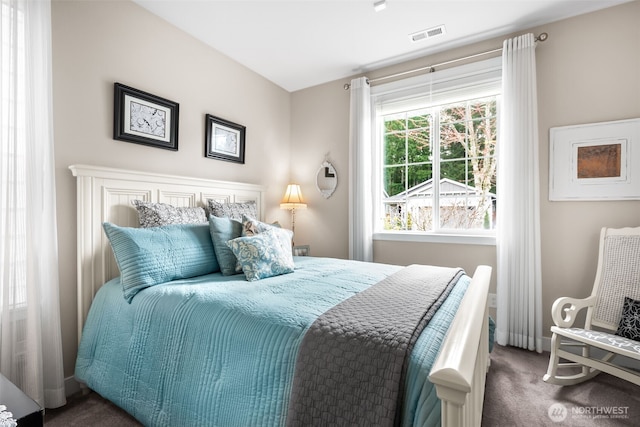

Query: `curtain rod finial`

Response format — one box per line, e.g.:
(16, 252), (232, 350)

(536, 32), (548, 42)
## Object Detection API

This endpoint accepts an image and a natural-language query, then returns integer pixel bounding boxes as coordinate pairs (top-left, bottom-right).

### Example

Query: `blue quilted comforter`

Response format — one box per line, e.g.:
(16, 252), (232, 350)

(75, 257), (470, 427)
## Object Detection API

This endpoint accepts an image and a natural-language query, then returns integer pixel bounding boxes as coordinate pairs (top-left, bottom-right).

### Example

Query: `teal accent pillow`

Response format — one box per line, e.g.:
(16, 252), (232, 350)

(227, 228), (295, 281)
(208, 215), (243, 276)
(103, 222), (219, 302)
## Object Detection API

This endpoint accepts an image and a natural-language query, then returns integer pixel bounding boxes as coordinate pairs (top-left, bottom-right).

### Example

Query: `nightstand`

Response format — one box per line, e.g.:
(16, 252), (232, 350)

(0, 373), (43, 427)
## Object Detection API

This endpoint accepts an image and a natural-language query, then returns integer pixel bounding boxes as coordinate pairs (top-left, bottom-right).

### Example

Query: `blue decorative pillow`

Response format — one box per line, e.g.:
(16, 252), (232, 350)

(208, 215), (243, 276)
(103, 222), (218, 302)
(235, 216), (290, 272)
(226, 229), (295, 281)
(616, 297), (640, 341)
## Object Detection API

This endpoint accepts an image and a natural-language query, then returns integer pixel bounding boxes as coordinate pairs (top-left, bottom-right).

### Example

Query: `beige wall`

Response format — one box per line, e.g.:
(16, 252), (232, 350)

(537, 2), (640, 337)
(291, 1), (640, 341)
(289, 80), (351, 258)
(52, 0), (292, 378)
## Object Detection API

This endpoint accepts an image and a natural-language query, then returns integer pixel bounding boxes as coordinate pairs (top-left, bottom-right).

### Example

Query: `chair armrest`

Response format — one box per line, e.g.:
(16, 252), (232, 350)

(550, 296), (597, 328)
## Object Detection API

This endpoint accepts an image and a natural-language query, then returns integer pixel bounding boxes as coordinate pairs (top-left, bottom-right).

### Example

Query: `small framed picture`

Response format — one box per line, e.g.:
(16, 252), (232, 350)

(113, 83), (179, 151)
(205, 114), (246, 164)
(293, 245), (310, 256)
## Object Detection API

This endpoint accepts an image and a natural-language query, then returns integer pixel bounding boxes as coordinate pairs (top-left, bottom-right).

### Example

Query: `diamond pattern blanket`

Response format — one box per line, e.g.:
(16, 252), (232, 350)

(286, 264), (464, 426)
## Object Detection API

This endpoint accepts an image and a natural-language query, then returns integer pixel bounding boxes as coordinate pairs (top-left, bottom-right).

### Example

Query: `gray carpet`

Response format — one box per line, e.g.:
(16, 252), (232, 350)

(44, 391), (141, 426)
(481, 345), (639, 426)
(45, 345), (639, 426)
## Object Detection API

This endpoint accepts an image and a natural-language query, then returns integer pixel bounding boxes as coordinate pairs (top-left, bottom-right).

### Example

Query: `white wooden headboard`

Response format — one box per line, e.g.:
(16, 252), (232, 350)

(69, 164), (266, 344)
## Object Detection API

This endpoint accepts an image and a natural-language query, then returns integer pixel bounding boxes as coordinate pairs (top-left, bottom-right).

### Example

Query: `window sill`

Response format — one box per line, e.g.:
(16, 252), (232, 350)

(373, 231), (496, 246)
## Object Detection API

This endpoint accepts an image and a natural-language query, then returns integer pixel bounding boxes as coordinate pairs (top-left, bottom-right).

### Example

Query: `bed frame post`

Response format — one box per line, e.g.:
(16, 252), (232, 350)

(429, 265), (492, 427)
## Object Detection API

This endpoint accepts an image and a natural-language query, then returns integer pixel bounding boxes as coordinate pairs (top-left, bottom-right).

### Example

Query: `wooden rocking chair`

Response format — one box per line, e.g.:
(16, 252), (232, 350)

(543, 226), (640, 386)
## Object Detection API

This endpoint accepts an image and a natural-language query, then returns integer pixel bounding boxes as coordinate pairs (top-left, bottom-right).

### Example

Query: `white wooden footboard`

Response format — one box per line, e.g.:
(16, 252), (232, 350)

(429, 265), (492, 427)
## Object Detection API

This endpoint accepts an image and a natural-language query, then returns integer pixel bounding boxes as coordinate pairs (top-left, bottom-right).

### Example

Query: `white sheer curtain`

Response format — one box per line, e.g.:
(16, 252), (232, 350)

(348, 77), (374, 262)
(0, 0), (66, 408)
(495, 33), (543, 353)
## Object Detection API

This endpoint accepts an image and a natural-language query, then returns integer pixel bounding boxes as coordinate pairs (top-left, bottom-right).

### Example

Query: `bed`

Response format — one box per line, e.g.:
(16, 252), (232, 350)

(70, 164), (492, 427)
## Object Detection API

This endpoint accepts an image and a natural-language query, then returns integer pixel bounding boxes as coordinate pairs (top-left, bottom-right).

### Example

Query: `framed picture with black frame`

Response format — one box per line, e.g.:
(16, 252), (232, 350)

(205, 114), (246, 164)
(113, 83), (179, 151)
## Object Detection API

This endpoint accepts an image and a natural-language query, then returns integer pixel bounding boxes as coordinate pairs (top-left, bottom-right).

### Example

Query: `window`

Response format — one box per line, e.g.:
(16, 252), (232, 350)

(372, 58), (501, 243)
(1, 0), (28, 307)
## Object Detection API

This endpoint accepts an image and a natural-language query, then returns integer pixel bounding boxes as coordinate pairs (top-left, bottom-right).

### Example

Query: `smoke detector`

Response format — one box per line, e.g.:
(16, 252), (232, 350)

(409, 25), (446, 43)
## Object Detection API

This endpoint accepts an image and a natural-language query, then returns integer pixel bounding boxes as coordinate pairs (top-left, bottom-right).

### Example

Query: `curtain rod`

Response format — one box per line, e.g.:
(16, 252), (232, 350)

(343, 32), (548, 90)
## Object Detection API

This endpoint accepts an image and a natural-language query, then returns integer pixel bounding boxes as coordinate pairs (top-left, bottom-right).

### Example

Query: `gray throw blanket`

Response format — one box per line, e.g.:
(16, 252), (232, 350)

(286, 264), (464, 427)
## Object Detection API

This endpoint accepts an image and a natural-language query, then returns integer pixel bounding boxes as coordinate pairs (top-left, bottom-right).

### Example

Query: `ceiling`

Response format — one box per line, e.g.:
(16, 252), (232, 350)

(133, 0), (630, 92)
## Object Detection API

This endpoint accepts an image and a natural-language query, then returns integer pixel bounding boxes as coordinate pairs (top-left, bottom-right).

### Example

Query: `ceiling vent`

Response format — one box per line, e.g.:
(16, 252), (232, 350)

(409, 25), (446, 43)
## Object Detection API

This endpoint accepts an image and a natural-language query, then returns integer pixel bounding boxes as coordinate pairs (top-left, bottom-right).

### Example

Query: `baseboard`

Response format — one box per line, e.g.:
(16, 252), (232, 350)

(64, 376), (81, 397)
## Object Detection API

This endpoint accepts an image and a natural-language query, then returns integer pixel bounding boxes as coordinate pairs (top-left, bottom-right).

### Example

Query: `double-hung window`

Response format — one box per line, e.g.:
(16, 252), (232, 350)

(1, 0), (28, 308)
(371, 57), (501, 244)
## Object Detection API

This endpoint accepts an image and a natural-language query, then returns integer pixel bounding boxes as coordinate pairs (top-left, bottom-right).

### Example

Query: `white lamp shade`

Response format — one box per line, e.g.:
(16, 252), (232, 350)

(280, 184), (307, 209)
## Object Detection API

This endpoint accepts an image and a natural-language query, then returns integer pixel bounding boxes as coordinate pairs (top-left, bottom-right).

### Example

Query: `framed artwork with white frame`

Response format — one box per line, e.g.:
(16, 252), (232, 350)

(549, 118), (640, 201)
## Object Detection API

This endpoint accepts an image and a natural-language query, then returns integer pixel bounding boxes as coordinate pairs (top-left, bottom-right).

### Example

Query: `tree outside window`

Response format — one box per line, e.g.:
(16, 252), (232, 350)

(381, 96), (498, 232)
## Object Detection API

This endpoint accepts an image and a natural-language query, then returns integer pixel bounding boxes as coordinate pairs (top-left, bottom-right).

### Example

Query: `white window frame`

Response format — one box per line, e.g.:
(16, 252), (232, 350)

(1, 0), (29, 307)
(371, 57), (501, 245)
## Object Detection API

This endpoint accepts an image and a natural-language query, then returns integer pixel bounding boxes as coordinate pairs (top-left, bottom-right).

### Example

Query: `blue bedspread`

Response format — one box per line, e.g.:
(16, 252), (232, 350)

(75, 257), (470, 427)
